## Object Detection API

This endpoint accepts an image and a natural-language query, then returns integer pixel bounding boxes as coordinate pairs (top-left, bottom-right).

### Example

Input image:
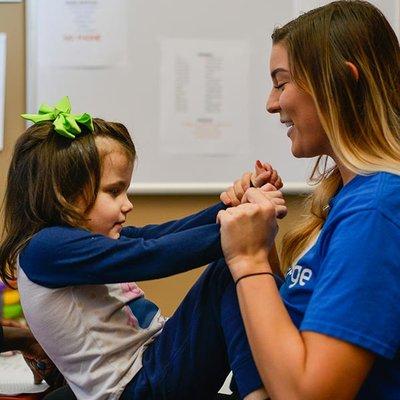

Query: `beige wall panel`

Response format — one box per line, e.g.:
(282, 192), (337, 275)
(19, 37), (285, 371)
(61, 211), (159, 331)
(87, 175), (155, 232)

(0, 3), (25, 200)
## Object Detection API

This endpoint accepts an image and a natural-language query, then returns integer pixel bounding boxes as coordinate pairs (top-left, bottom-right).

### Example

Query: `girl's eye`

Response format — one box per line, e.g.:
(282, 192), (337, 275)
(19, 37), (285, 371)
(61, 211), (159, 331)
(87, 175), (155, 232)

(108, 188), (120, 196)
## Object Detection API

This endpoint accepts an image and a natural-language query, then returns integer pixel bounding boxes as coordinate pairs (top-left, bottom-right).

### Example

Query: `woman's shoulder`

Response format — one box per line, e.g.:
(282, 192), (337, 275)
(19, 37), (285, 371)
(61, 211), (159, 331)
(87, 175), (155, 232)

(330, 172), (400, 224)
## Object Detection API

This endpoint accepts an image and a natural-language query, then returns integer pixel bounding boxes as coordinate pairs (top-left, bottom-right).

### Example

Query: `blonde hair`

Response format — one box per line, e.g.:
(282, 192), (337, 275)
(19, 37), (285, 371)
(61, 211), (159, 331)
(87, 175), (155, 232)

(272, 1), (400, 270)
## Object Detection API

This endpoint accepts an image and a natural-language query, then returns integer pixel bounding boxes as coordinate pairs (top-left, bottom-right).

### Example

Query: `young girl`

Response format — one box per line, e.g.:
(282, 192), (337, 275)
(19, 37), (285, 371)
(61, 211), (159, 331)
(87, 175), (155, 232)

(218, 1), (400, 399)
(0, 97), (285, 400)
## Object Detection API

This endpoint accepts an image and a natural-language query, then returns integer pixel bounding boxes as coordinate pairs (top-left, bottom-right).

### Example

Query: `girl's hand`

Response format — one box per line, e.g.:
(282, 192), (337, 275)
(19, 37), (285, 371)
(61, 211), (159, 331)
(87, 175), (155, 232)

(217, 188), (278, 281)
(220, 171), (253, 206)
(220, 160), (283, 206)
(254, 160), (283, 190)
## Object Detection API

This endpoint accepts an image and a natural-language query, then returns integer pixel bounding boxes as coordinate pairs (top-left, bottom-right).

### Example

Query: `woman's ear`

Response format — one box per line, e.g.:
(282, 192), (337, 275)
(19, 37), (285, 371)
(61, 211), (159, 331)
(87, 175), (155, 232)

(345, 61), (359, 81)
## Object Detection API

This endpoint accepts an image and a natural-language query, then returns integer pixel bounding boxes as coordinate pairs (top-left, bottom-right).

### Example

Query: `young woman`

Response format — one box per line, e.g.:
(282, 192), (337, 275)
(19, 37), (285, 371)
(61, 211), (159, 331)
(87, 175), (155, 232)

(218, 1), (400, 399)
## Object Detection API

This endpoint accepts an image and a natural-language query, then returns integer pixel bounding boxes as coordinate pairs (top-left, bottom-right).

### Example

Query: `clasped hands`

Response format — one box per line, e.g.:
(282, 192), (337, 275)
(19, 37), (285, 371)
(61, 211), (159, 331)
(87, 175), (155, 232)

(217, 161), (286, 281)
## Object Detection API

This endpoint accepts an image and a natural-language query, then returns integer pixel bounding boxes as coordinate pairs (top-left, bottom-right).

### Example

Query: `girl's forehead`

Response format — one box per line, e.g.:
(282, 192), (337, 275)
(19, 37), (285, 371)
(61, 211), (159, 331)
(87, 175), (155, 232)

(96, 137), (134, 168)
(100, 149), (133, 183)
(95, 136), (123, 153)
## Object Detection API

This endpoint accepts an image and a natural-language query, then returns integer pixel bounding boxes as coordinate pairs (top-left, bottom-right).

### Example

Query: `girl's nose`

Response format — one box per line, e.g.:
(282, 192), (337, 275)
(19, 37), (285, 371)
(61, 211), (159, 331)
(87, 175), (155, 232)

(122, 196), (133, 213)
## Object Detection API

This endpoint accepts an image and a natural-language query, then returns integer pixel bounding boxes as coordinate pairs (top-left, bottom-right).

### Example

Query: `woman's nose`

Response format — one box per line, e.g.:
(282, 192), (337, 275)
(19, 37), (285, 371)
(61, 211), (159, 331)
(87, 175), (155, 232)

(266, 90), (280, 114)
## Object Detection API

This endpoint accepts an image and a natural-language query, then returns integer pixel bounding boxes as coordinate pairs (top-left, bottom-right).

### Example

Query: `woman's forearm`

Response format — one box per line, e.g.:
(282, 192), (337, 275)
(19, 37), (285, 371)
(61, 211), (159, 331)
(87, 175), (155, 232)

(236, 271), (307, 400)
(236, 270), (372, 400)
(267, 243), (283, 279)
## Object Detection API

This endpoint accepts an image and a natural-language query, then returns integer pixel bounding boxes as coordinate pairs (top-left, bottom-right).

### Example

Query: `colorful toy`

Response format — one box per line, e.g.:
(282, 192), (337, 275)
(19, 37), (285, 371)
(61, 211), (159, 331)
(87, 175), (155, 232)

(0, 281), (4, 319)
(0, 280), (23, 321)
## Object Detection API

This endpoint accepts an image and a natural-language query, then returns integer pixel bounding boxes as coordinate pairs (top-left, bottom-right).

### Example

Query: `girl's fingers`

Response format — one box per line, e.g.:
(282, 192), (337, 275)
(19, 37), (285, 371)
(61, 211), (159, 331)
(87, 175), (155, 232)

(220, 191), (232, 206)
(274, 176), (284, 189)
(220, 186), (241, 207)
(233, 179), (245, 200)
(241, 171), (252, 191)
(228, 186), (242, 206)
(262, 162), (273, 172)
(255, 159), (267, 175)
(253, 161), (285, 190)
(252, 170), (272, 188)
(270, 169), (278, 184)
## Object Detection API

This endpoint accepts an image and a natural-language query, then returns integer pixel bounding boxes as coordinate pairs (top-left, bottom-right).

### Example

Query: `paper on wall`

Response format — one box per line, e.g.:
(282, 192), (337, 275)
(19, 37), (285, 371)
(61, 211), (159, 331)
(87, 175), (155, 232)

(159, 38), (250, 156)
(37, 0), (129, 68)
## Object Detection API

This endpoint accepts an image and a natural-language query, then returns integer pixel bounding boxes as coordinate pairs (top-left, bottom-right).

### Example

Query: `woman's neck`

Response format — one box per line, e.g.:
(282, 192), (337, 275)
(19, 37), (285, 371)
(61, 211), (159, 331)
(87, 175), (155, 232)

(336, 160), (356, 185)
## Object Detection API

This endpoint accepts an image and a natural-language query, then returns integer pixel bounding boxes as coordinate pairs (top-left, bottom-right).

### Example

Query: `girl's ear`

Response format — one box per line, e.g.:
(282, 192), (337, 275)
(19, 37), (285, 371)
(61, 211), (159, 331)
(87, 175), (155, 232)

(345, 61), (359, 81)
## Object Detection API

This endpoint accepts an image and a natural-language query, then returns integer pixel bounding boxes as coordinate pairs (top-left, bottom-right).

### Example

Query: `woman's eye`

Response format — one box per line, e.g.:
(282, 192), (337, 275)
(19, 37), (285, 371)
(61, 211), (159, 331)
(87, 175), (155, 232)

(274, 82), (287, 91)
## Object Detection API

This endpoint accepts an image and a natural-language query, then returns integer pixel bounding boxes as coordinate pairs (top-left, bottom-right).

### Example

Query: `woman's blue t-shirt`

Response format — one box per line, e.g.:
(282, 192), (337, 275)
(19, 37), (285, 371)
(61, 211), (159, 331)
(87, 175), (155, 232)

(280, 172), (400, 399)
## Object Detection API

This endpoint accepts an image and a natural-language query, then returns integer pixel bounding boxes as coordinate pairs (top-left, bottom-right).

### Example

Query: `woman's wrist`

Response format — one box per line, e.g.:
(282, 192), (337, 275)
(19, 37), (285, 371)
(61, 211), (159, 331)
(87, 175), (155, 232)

(227, 251), (272, 282)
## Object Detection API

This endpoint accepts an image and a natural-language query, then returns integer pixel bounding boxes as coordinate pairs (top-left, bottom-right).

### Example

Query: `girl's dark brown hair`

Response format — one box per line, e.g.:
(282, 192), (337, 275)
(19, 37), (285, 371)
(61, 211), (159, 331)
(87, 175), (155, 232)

(0, 118), (136, 284)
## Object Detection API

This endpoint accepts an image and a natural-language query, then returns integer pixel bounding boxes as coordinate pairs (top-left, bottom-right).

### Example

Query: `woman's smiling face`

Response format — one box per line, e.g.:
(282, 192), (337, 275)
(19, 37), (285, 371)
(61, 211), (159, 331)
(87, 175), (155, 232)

(266, 43), (333, 159)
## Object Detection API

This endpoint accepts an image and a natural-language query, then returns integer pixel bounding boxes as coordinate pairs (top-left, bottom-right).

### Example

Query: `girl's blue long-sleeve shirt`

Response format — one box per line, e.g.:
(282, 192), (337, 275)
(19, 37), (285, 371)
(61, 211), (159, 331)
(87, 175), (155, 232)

(19, 202), (225, 288)
(17, 203), (226, 399)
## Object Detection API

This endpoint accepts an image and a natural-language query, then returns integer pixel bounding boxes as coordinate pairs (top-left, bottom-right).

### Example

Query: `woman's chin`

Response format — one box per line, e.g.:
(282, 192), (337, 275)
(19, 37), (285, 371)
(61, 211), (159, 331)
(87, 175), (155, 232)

(290, 144), (303, 158)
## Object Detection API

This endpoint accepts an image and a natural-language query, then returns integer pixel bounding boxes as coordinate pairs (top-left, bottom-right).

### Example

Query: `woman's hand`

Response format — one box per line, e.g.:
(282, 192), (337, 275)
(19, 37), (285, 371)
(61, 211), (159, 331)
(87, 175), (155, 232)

(246, 183), (287, 219)
(217, 188), (278, 281)
(220, 160), (283, 206)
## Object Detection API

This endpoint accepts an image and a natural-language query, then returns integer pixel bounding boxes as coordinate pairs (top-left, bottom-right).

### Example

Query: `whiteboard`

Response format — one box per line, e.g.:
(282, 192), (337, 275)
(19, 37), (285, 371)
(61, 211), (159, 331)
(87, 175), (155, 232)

(25, 0), (399, 194)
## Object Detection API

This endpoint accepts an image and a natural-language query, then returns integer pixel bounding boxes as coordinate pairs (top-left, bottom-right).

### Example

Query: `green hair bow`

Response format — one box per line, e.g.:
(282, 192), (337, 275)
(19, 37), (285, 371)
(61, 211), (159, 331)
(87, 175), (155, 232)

(21, 96), (94, 139)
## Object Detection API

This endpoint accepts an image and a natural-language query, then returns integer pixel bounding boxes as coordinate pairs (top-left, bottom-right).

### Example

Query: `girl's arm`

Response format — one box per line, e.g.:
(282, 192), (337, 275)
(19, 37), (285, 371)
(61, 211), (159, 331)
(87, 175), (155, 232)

(20, 223), (223, 288)
(217, 189), (392, 399)
(121, 202), (226, 239)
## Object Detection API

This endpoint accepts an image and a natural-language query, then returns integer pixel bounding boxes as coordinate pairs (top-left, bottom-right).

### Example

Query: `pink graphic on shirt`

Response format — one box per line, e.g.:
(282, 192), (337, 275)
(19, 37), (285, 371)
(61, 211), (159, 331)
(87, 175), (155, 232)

(120, 282), (144, 301)
(123, 306), (139, 328)
(120, 282), (144, 328)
